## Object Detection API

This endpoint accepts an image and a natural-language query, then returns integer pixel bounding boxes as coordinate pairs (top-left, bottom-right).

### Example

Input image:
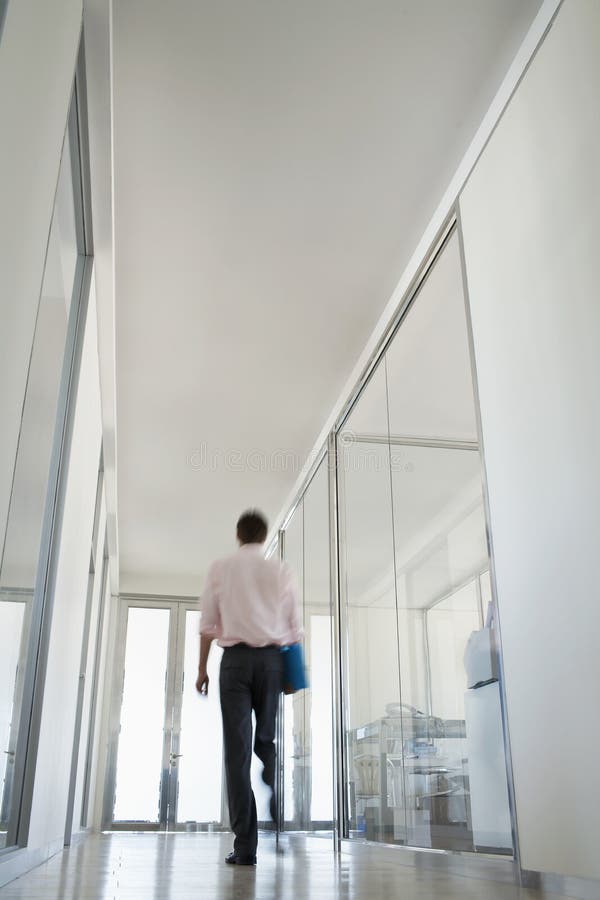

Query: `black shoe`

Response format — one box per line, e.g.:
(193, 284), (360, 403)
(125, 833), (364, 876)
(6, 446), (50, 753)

(225, 851), (257, 866)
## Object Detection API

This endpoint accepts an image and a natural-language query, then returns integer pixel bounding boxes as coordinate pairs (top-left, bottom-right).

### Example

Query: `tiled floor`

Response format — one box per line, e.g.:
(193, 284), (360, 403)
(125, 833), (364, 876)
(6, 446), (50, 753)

(0, 832), (577, 899)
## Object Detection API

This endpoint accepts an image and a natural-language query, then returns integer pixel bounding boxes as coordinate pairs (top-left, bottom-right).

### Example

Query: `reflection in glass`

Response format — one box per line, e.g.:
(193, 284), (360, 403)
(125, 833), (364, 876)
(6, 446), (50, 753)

(113, 608), (170, 822)
(338, 230), (513, 854)
(340, 365), (401, 843)
(282, 458), (334, 833)
(0, 126), (81, 848)
(303, 461), (334, 831)
(308, 615), (333, 826)
(0, 601), (25, 832)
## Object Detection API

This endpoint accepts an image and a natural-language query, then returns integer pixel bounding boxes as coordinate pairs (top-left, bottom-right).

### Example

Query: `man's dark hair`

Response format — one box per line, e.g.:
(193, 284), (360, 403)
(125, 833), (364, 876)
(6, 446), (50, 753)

(237, 509), (268, 544)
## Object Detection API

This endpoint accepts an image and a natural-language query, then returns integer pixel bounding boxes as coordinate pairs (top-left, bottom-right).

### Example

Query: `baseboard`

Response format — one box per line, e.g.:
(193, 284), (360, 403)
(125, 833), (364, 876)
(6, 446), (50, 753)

(68, 827), (91, 848)
(521, 868), (600, 900)
(338, 837), (600, 898)
(339, 837), (519, 885)
(0, 837), (64, 888)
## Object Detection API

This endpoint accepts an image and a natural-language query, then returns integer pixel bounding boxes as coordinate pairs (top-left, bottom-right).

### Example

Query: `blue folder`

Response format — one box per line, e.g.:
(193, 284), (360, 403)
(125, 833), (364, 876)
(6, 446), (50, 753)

(280, 643), (308, 693)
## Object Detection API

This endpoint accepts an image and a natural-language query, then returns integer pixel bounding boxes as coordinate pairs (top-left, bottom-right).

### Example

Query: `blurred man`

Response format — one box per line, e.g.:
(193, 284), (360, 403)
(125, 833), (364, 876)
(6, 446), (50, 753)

(196, 509), (302, 866)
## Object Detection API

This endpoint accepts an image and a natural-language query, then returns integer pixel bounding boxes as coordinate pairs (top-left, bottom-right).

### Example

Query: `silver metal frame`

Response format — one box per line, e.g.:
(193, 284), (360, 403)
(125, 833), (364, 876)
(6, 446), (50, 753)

(80, 534), (110, 828)
(346, 433), (479, 452)
(335, 222), (514, 853)
(383, 355), (411, 845)
(274, 213), (523, 871)
(327, 433), (345, 852)
(1, 35), (94, 851)
(90, 453), (104, 570)
(276, 531), (285, 843)
(455, 207), (522, 875)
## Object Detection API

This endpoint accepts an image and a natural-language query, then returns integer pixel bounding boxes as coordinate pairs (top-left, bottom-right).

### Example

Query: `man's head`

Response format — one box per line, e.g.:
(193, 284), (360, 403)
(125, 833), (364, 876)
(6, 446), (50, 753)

(236, 509), (268, 545)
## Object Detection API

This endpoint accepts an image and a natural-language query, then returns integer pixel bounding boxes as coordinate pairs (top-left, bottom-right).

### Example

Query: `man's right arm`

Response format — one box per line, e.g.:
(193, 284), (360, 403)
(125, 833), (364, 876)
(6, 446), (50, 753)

(196, 634), (214, 695)
(196, 561), (222, 695)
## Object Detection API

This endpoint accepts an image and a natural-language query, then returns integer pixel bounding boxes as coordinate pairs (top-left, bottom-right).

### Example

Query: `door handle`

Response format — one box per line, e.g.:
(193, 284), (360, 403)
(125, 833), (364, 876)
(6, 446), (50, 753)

(170, 753), (183, 764)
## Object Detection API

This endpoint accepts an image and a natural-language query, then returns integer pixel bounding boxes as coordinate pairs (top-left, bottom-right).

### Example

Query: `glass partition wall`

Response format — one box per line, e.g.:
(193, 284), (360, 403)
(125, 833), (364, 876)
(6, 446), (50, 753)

(0, 73), (91, 850)
(277, 226), (514, 857)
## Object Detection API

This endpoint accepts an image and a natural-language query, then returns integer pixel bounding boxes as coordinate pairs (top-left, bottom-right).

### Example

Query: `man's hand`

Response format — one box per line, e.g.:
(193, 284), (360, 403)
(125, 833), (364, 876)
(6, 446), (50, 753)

(197, 635), (214, 695)
(196, 668), (209, 695)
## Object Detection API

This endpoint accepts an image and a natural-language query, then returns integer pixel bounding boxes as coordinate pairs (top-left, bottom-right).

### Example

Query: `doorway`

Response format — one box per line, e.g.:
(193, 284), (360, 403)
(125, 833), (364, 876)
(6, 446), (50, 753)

(103, 599), (224, 830)
(103, 598), (272, 832)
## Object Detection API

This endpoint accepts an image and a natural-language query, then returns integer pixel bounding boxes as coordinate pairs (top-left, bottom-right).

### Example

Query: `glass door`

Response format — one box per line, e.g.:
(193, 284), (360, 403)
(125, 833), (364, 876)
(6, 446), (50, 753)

(110, 603), (174, 829)
(173, 607), (224, 828)
(336, 228), (513, 854)
(105, 599), (225, 831)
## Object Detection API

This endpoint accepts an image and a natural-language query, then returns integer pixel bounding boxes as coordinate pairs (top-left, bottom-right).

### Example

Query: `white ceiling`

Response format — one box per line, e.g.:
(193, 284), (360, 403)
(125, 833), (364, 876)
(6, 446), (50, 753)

(113, 0), (541, 594)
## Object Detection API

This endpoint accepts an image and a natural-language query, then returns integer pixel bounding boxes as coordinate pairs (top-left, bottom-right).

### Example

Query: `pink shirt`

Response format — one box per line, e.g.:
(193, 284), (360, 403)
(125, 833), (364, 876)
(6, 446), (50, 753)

(200, 543), (303, 647)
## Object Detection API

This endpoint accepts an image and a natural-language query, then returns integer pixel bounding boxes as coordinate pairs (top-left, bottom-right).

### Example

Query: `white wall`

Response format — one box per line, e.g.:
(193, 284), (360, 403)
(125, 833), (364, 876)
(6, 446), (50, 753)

(28, 286), (102, 851)
(459, 0), (600, 880)
(0, 0), (82, 562)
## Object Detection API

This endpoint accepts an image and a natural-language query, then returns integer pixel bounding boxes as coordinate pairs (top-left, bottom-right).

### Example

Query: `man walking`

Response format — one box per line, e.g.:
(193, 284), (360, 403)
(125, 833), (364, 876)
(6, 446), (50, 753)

(196, 510), (302, 866)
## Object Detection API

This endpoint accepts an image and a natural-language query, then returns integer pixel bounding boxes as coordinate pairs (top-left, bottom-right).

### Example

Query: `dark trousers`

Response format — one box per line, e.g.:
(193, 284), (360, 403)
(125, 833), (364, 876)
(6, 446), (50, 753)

(219, 644), (282, 857)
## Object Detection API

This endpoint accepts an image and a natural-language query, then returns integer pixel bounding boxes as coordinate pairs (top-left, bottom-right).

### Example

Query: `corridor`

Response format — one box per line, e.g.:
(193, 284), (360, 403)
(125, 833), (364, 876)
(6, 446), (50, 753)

(2, 1), (599, 897)
(0, 834), (576, 900)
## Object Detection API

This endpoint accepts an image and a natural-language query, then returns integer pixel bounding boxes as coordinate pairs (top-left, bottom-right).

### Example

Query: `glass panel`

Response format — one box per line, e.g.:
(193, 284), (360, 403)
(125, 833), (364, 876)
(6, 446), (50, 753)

(177, 610), (224, 825)
(53, 132), (79, 307)
(308, 615), (333, 827)
(385, 231), (512, 854)
(0, 126), (80, 848)
(282, 503), (304, 828)
(427, 580), (482, 722)
(384, 234), (478, 443)
(113, 608), (170, 822)
(302, 459), (334, 833)
(339, 364), (402, 843)
(389, 443), (485, 850)
(336, 230), (512, 853)
(0, 600), (25, 834)
(282, 459), (334, 833)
